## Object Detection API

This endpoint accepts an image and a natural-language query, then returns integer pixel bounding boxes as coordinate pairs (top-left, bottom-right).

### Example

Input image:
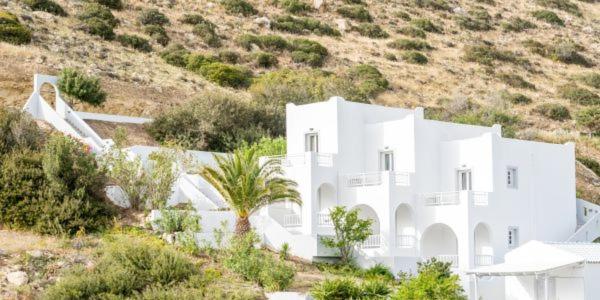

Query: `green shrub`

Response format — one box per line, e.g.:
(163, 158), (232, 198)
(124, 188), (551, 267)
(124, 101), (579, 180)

(193, 22), (221, 47)
(394, 258), (465, 299)
(58, 68), (106, 106)
(410, 18), (440, 32)
(117, 34), (151, 52)
(501, 17), (536, 32)
(22, 0), (67, 16)
(402, 50), (428, 64)
(362, 264), (395, 281)
(497, 73), (536, 90)
(576, 106), (600, 134)
(0, 108), (44, 156)
(185, 53), (218, 72)
(92, 0), (123, 10)
(558, 84), (600, 105)
(384, 52), (397, 61)
(577, 73), (600, 89)
(387, 38), (431, 50)
(236, 34), (289, 51)
(0, 11), (32, 45)
(255, 51), (278, 68)
(548, 40), (591, 67)
(77, 3), (118, 40)
(277, 0), (313, 14)
(144, 24), (170, 46)
(500, 91), (532, 105)
(290, 38), (329, 67)
(160, 43), (190, 67)
(463, 44), (521, 66)
(533, 103), (571, 121)
(360, 279), (392, 298)
(260, 256), (296, 291)
(154, 209), (201, 233)
(138, 8), (170, 26)
(221, 0), (257, 16)
(217, 50), (240, 64)
(354, 23), (389, 38)
(578, 157), (600, 177)
(535, 0), (580, 16)
(310, 278), (362, 300)
(272, 15), (340, 36)
(452, 108), (520, 137)
(197, 62), (252, 88)
(455, 7), (492, 31)
(532, 10), (564, 26)
(412, 0), (450, 10)
(180, 14), (208, 25)
(337, 5), (372, 22)
(396, 26), (426, 38)
(347, 64), (389, 100)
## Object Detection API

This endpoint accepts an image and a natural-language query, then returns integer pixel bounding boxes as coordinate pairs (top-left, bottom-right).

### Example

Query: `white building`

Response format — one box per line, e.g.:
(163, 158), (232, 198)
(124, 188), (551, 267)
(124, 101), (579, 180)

(22, 75), (600, 299)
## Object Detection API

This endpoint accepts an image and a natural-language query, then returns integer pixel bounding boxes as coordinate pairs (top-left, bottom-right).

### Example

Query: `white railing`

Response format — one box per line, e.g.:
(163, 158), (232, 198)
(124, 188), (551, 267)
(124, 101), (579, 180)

(433, 255), (459, 267)
(472, 191), (489, 206)
(360, 234), (381, 249)
(422, 192), (460, 206)
(317, 212), (333, 227)
(346, 172), (382, 187)
(269, 154), (306, 167)
(396, 234), (416, 248)
(475, 255), (494, 266)
(283, 214), (302, 227)
(316, 153), (333, 167)
(393, 172), (411, 186)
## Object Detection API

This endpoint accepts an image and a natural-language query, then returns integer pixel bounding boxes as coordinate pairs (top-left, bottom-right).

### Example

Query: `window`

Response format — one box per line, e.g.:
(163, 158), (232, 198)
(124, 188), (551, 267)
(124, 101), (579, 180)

(305, 132), (318, 152)
(379, 151), (394, 171)
(508, 226), (519, 248)
(584, 207), (588, 217)
(457, 169), (472, 191)
(507, 167), (518, 189)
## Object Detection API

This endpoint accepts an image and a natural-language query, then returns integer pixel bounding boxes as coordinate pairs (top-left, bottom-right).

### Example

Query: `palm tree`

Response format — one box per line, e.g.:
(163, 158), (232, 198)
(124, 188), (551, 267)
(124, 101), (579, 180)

(200, 147), (301, 235)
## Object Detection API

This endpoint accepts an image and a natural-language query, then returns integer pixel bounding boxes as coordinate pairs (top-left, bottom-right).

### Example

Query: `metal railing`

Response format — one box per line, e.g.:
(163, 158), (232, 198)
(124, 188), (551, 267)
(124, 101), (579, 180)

(433, 255), (459, 267)
(316, 153), (334, 167)
(422, 192), (460, 206)
(475, 254), (494, 266)
(396, 234), (416, 248)
(346, 172), (382, 187)
(283, 214), (302, 227)
(393, 172), (411, 186)
(360, 234), (381, 249)
(268, 154), (306, 167)
(317, 212), (333, 227)
(472, 191), (489, 206)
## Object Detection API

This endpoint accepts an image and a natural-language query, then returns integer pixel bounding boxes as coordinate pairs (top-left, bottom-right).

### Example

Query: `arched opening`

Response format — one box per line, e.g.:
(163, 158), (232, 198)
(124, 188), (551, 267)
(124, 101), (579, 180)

(353, 204), (380, 248)
(421, 223), (458, 267)
(40, 82), (58, 107)
(316, 183), (336, 226)
(474, 223), (493, 266)
(395, 204), (416, 248)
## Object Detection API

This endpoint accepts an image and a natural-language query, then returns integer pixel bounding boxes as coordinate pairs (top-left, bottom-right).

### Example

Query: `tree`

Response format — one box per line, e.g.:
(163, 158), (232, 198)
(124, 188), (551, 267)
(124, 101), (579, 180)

(200, 147), (300, 235)
(57, 68), (107, 106)
(321, 206), (373, 264)
(576, 106), (600, 136)
(393, 258), (466, 300)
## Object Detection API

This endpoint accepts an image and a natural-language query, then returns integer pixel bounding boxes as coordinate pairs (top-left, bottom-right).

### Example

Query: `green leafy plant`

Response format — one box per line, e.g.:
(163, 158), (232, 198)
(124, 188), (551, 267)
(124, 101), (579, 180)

(455, 7), (493, 31)
(138, 8), (170, 26)
(535, 0), (580, 16)
(558, 84), (599, 106)
(144, 25), (169, 46)
(387, 38), (431, 50)
(217, 50), (241, 64)
(353, 23), (389, 38)
(193, 22), (221, 47)
(236, 34), (289, 51)
(463, 44), (521, 66)
(576, 106), (600, 135)
(0, 11), (32, 45)
(92, 0), (123, 9)
(497, 73), (536, 90)
(221, 0), (258, 16)
(532, 10), (564, 26)
(58, 68), (107, 106)
(310, 278), (361, 300)
(254, 51), (278, 68)
(117, 34), (152, 52)
(410, 18), (440, 32)
(548, 40), (591, 67)
(277, 0), (313, 14)
(77, 3), (118, 40)
(0, 108), (44, 156)
(501, 16), (536, 32)
(22, 0), (67, 16)
(272, 15), (340, 36)
(362, 264), (395, 281)
(402, 50), (428, 64)
(396, 26), (426, 38)
(500, 91), (532, 105)
(347, 64), (389, 100)
(577, 73), (600, 89)
(160, 43), (190, 67)
(393, 258), (466, 300)
(412, 0), (449, 10)
(197, 62), (252, 88)
(533, 103), (571, 121)
(321, 206), (374, 264)
(337, 5), (372, 22)
(578, 157), (600, 177)
(290, 38), (329, 67)
(279, 242), (290, 260)
(180, 14), (209, 25)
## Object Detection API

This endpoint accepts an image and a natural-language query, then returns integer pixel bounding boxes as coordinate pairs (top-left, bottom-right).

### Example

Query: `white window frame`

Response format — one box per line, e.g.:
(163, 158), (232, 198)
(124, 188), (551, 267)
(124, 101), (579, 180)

(304, 132), (319, 152)
(508, 226), (519, 248)
(379, 150), (394, 171)
(507, 166), (518, 189)
(456, 169), (472, 191)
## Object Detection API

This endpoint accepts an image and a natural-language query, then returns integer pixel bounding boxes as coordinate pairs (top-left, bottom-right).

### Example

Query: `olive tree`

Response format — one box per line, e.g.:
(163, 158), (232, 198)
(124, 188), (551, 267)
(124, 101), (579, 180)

(321, 206), (373, 264)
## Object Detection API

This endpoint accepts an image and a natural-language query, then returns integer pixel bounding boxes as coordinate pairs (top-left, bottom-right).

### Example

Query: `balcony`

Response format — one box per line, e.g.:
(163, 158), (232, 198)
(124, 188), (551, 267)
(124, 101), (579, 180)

(263, 152), (334, 168)
(431, 255), (459, 267)
(317, 212), (333, 227)
(345, 171), (411, 187)
(360, 234), (381, 249)
(283, 214), (302, 227)
(475, 254), (494, 266)
(420, 191), (489, 206)
(396, 234), (416, 248)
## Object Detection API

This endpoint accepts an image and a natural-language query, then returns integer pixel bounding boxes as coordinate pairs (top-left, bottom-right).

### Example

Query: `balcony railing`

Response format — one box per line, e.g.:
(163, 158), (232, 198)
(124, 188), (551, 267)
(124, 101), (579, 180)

(422, 192), (460, 206)
(360, 234), (381, 249)
(316, 153), (333, 167)
(396, 234), (416, 248)
(475, 254), (494, 266)
(472, 191), (489, 206)
(346, 172), (382, 187)
(283, 214), (302, 227)
(317, 212), (333, 227)
(265, 153), (333, 168)
(393, 172), (410, 186)
(432, 255), (459, 267)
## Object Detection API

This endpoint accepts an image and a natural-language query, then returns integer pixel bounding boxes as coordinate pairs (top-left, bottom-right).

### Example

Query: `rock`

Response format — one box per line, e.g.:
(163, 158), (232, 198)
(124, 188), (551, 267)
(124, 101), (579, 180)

(314, 0), (325, 10)
(335, 19), (348, 32)
(254, 17), (271, 28)
(0, 249), (6, 257)
(20, 14), (33, 22)
(6, 271), (28, 286)
(27, 250), (44, 258)
(452, 6), (465, 14)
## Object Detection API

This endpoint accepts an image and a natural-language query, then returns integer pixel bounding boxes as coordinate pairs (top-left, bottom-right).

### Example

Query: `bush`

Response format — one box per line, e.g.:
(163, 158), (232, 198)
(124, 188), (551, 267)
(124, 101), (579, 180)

(394, 258), (465, 299)
(92, 0), (123, 10)
(402, 50), (428, 64)
(0, 11), (32, 45)
(197, 62), (252, 88)
(535, 0), (580, 16)
(533, 103), (570, 121)
(277, 0), (313, 14)
(577, 73), (600, 89)
(396, 26), (426, 38)
(138, 9), (170, 26)
(362, 264), (395, 281)
(384, 52), (397, 61)
(193, 22), (221, 47)
(455, 7), (492, 31)
(360, 280), (392, 298)
(337, 5), (372, 22)
(497, 73), (536, 90)
(185, 53), (218, 72)
(58, 68), (107, 106)
(347, 64), (389, 100)
(452, 108), (520, 137)
(77, 3), (118, 40)
(160, 43), (190, 67)
(221, 0), (257, 16)
(180, 14), (212, 26)
(548, 40), (591, 67)
(0, 108), (44, 156)
(290, 38), (329, 67)
(117, 34), (151, 52)
(576, 106), (600, 135)
(463, 44), (520, 66)
(532, 10), (564, 26)
(387, 38), (431, 50)
(412, 0), (450, 10)
(578, 157), (600, 177)
(410, 18), (440, 32)
(558, 84), (600, 105)
(22, 0), (67, 16)
(501, 17), (536, 32)
(500, 91), (532, 105)
(144, 24), (170, 46)
(217, 50), (241, 64)
(254, 51), (278, 68)
(272, 15), (340, 36)
(354, 23), (389, 38)
(236, 34), (289, 51)
(311, 278), (362, 300)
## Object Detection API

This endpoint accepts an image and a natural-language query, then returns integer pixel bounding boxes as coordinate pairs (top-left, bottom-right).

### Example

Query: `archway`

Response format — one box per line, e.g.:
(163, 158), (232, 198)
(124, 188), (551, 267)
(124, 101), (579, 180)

(395, 204), (416, 248)
(317, 183), (336, 212)
(474, 223), (493, 266)
(421, 223), (458, 266)
(353, 204), (380, 248)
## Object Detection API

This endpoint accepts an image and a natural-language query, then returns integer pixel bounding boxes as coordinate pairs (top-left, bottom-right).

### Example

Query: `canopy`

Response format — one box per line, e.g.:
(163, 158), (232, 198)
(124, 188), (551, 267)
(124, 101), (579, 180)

(467, 260), (584, 276)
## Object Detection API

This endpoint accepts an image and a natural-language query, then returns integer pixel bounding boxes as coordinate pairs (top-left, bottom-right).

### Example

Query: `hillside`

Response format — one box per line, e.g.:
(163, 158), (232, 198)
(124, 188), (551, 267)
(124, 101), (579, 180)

(0, 0), (599, 200)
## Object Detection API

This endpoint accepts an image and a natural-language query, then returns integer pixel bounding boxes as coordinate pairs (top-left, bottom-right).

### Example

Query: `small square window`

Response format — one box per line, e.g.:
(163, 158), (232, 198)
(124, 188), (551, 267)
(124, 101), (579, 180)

(508, 226), (519, 248)
(507, 167), (518, 189)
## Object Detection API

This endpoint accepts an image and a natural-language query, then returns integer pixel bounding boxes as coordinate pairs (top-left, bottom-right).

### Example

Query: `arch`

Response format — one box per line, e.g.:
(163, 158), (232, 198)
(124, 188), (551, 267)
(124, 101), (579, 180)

(317, 183), (336, 212)
(474, 223), (493, 256)
(353, 204), (380, 234)
(421, 223), (458, 258)
(395, 204), (416, 247)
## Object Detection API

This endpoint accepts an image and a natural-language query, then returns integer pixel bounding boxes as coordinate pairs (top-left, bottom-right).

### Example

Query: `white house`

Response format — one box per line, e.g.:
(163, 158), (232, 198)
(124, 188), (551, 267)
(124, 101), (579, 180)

(21, 74), (600, 299)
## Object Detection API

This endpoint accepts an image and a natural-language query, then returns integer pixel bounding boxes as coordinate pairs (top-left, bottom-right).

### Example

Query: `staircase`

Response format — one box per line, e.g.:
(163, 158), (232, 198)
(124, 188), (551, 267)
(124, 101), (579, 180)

(567, 199), (600, 242)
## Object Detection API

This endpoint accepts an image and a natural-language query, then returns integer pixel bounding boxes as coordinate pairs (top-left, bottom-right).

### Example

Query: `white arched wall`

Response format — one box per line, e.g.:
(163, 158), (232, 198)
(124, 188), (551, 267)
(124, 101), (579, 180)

(474, 222), (493, 256)
(317, 183), (336, 212)
(395, 204), (415, 236)
(421, 223), (458, 258)
(353, 204), (380, 234)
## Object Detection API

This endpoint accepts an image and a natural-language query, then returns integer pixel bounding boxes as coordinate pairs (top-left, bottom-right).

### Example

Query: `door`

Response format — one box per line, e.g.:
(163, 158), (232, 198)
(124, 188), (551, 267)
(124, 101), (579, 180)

(457, 169), (472, 190)
(305, 133), (318, 152)
(380, 151), (394, 171)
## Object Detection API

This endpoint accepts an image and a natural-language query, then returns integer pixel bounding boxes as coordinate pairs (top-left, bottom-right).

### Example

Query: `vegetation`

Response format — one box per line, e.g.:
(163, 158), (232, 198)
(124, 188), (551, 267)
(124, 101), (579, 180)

(0, 10), (32, 45)
(397, 26), (426, 38)
(237, 34), (289, 52)
(272, 15), (340, 36)
(410, 18), (440, 32)
(394, 258), (466, 299)
(455, 7), (493, 31)
(321, 206), (373, 264)
(193, 22), (221, 48)
(77, 3), (119, 40)
(22, 0), (67, 16)
(402, 50), (428, 64)
(576, 106), (600, 135)
(138, 8), (170, 26)
(578, 157), (600, 177)
(154, 208), (201, 254)
(497, 73), (536, 90)
(451, 107), (520, 137)
(311, 277), (391, 300)
(501, 17), (536, 32)
(337, 5), (373, 22)
(353, 23), (389, 39)
(533, 103), (571, 121)
(347, 64), (389, 100)
(276, 0), (313, 14)
(290, 38), (329, 67)
(200, 147), (300, 235)
(254, 51), (278, 68)
(221, 0), (258, 16)
(57, 68), (107, 106)
(92, 0), (123, 10)
(500, 91), (532, 105)
(160, 43), (190, 67)
(143, 24), (170, 46)
(117, 34), (152, 52)
(197, 62), (252, 88)
(412, 0), (450, 11)
(535, 0), (580, 16)
(217, 50), (241, 64)
(532, 10), (564, 26)
(388, 38), (431, 50)
(558, 84), (600, 106)
(524, 39), (592, 67)
(463, 44), (521, 66)
(0, 108), (44, 156)
(577, 73), (600, 89)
